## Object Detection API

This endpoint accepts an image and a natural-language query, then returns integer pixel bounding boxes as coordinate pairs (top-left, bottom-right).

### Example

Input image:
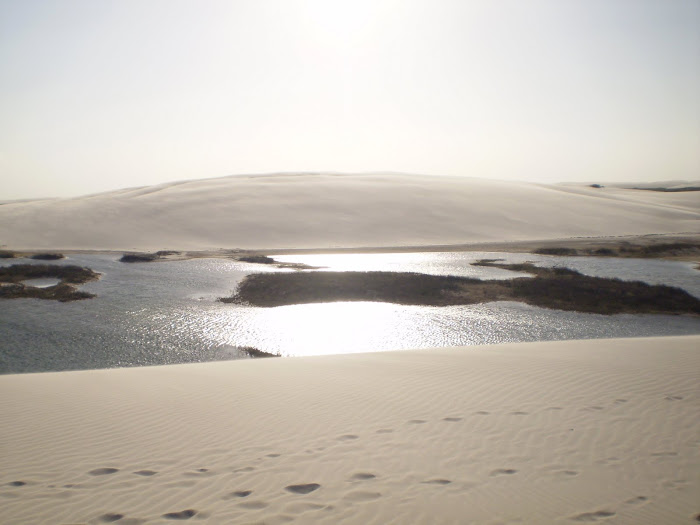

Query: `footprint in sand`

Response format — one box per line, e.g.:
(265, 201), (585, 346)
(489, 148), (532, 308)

(99, 513), (124, 522)
(7, 481), (26, 487)
(665, 395), (683, 401)
(226, 490), (253, 498)
(474, 411), (490, 415)
(546, 407), (563, 410)
(595, 457), (621, 465)
(233, 466), (255, 473)
(239, 501), (268, 509)
(624, 496), (648, 505)
(661, 478), (687, 489)
(376, 429), (393, 434)
(490, 469), (517, 476)
(343, 490), (381, 501)
(133, 470), (157, 476)
(162, 509), (197, 520)
(510, 411), (528, 415)
(407, 419), (427, 424)
(421, 479), (451, 485)
(650, 451), (678, 457)
(350, 473), (376, 481)
(89, 468), (119, 476)
(442, 417), (462, 422)
(285, 483), (321, 495)
(266, 453), (281, 458)
(184, 468), (214, 477)
(570, 510), (615, 521)
(337, 435), (359, 441)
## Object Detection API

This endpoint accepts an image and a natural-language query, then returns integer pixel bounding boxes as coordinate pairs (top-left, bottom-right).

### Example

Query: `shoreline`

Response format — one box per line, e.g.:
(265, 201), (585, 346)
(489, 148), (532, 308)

(3, 233), (699, 262)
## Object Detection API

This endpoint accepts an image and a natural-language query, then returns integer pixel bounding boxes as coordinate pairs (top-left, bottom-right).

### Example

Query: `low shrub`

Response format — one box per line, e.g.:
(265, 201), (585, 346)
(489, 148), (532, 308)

(120, 253), (159, 263)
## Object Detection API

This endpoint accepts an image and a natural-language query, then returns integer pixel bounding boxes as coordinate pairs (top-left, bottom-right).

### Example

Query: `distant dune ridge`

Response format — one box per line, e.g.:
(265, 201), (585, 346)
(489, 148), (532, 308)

(0, 173), (698, 251)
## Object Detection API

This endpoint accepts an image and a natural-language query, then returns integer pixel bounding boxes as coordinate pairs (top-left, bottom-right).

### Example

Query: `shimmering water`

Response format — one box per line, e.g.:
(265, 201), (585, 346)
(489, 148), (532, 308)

(1, 252), (698, 374)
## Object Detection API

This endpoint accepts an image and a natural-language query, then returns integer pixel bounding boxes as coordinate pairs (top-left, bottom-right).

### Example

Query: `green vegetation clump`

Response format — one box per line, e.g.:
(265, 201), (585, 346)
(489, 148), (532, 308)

(119, 253), (159, 263)
(222, 271), (480, 307)
(632, 186), (700, 192)
(0, 250), (16, 259)
(533, 247), (578, 256)
(29, 253), (65, 260)
(638, 243), (699, 255)
(238, 255), (276, 264)
(0, 264), (99, 284)
(0, 264), (100, 302)
(222, 263), (700, 316)
(239, 346), (281, 358)
(533, 242), (699, 259)
(0, 283), (95, 302)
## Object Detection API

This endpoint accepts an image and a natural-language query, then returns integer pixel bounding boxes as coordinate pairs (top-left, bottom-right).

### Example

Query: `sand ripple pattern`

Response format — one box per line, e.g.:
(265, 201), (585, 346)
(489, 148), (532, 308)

(0, 336), (698, 524)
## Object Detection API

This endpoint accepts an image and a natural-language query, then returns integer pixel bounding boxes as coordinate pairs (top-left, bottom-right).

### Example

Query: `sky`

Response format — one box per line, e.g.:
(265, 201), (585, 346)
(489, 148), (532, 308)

(1, 0), (698, 199)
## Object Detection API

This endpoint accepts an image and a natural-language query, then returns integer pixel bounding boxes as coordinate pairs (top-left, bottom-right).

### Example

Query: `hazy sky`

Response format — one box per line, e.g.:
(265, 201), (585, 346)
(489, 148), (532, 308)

(1, 0), (698, 199)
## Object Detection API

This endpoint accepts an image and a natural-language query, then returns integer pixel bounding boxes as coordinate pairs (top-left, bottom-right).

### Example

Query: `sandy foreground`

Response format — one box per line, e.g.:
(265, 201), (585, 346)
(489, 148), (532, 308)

(1, 173), (698, 251)
(1, 336), (698, 524)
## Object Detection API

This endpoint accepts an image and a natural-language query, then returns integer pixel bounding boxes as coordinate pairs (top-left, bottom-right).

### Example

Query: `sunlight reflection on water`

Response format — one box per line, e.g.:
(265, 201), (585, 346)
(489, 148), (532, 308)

(1, 252), (698, 373)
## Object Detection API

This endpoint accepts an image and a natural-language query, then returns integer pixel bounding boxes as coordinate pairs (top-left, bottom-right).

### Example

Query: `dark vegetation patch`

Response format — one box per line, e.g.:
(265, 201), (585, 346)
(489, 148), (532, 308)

(222, 263), (700, 316)
(29, 253), (65, 260)
(0, 264), (100, 302)
(533, 242), (700, 259)
(239, 346), (280, 358)
(0, 250), (16, 258)
(631, 186), (700, 192)
(120, 251), (182, 262)
(533, 247), (578, 256)
(119, 252), (159, 263)
(162, 509), (197, 520)
(238, 255), (276, 264)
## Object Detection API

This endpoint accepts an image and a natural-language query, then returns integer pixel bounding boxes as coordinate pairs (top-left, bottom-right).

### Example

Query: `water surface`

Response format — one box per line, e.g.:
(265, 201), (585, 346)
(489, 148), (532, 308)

(1, 252), (698, 374)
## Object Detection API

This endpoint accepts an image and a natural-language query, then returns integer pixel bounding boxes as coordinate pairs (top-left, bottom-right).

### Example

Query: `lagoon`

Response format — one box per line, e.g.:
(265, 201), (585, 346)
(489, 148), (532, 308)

(1, 252), (698, 374)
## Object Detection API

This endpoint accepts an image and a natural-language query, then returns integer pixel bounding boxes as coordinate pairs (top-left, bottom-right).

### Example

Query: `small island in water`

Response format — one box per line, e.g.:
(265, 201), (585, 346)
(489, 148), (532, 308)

(0, 264), (100, 302)
(222, 260), (700, 316)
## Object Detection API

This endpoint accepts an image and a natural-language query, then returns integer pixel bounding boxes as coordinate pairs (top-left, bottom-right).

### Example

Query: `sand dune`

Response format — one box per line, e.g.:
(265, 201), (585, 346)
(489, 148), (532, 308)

(2, 173), (698, 523)
(1, 173), (697, 251)
(1, 336), (698, 524)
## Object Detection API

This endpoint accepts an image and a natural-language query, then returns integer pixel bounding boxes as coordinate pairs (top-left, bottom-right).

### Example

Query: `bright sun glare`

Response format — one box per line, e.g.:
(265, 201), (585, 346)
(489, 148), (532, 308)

(300, 0), (392, 48)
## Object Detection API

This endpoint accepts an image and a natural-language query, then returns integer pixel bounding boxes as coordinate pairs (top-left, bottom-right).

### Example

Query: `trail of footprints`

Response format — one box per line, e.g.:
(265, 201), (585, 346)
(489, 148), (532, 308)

(4, 394), (691, 523)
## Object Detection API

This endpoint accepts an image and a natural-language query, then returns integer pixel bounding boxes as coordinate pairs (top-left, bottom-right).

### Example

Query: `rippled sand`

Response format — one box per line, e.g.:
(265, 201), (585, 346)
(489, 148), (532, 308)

(1, 336), (698, 524)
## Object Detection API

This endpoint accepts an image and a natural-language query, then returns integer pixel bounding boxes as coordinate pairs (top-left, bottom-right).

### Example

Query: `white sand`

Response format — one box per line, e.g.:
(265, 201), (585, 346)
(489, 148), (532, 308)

(1, 173), (697, 251)
(1, 336), (698, 524)
(2, 173), (699, 523)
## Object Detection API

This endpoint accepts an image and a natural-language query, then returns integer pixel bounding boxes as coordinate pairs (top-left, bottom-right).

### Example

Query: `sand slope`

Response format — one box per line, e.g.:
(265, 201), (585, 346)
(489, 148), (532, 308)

(1, 173), (697, 251)
(1, 336), (698, 524)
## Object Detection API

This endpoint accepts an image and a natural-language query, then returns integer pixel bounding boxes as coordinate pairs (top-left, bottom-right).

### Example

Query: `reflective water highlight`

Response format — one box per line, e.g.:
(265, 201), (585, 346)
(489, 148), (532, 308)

(1, 252), (698, 374)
